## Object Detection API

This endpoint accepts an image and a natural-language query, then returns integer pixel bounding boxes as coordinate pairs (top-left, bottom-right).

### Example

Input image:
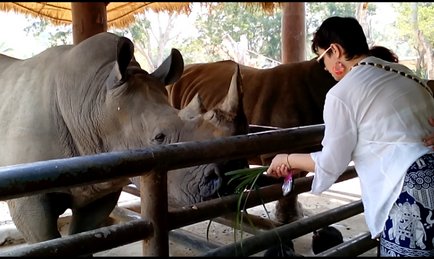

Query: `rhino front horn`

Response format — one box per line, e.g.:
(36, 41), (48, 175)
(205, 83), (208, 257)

(220, 64), (243, 114)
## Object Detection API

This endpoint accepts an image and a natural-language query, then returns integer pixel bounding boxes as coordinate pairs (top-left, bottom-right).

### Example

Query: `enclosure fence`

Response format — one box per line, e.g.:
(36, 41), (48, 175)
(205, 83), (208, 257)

(0, 124), (378, 256)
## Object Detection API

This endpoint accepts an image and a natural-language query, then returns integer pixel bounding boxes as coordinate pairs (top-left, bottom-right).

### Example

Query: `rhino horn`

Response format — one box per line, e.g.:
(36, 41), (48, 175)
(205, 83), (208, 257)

(179, 93), (207, 120)
(220, 64), (243, 114)
(151, 48), (184, 86)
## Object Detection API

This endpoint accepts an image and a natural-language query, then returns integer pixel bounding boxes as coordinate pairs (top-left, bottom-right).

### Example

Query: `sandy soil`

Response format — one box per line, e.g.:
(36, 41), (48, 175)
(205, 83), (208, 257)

(0, 176), (377, 256)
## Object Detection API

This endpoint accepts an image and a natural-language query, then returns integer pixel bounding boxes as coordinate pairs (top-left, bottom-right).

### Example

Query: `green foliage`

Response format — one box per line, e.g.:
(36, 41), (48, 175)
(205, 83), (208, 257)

(305, 3), (377, 60)
(180, 2), (282, 63)
(394, 3), (434, 48)
(23, 17), (72, 47)
(0, 41), (13, 54)
(206, 165), (283, 256)
(393, 2), (434, 76)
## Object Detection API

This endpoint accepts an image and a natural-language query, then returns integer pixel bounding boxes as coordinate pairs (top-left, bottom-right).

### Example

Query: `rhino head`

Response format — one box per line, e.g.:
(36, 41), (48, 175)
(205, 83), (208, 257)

(69, 34), (249, 207)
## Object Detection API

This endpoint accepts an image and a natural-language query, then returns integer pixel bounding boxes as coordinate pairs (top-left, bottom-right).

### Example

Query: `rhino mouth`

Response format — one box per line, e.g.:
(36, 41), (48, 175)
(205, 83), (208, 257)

(168, 159), (249, 207)
(199, 164), (222, 201)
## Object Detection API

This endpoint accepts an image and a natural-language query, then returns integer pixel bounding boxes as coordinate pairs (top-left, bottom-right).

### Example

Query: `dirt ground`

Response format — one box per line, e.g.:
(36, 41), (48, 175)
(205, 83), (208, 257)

(0, 175), (377, 257)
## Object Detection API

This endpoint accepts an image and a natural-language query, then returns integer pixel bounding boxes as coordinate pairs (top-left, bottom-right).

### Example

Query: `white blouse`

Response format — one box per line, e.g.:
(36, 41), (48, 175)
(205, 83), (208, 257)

(310, 56), (434, 238)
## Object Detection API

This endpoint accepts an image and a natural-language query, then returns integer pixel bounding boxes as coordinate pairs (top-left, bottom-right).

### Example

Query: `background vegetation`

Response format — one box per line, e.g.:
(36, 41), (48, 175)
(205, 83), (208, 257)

(6, 2), (434, 78)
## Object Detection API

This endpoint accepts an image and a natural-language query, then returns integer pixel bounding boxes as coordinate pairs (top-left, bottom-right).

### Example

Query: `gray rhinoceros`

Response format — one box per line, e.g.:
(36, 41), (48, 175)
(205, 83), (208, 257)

(1, 32), (248, 244)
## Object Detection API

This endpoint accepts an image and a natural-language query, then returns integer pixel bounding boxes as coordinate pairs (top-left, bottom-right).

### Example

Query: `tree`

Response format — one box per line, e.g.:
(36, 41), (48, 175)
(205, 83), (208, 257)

(394, 2), (434, 78)
(24, 17), (72, 47)
(173, 2), (282, 66)
(305, 3), (376, 59)
(22, 12), (182, 73)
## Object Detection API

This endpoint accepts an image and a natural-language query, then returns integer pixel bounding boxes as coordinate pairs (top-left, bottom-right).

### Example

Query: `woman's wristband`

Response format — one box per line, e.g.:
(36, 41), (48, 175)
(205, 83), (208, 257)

(286, 154), (292, 170)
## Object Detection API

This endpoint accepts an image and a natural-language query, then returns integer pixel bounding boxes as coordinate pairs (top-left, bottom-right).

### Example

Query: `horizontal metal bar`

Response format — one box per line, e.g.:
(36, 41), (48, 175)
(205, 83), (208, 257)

(0, 219), (154, 257)
(213, 212), (284, 235)
(110, 206), (221, 253)
(0, 124), (325, 201)
(315, 232), (378, 257)
(169, 229), (221, 253)
(197, 200), (364, 257)
(169, 167), (357, 230)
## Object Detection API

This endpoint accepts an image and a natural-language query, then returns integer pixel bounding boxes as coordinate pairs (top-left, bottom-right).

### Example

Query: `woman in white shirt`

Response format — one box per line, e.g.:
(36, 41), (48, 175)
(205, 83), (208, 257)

(266, 16), (434, 257)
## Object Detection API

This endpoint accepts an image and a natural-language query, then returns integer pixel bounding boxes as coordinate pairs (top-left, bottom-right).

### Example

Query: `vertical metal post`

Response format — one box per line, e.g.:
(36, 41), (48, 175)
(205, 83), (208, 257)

(140, 169), (169, 256)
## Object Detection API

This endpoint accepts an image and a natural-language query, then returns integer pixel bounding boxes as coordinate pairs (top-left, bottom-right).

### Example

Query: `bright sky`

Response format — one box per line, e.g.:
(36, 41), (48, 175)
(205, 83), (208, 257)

(0, 11), (50, 58)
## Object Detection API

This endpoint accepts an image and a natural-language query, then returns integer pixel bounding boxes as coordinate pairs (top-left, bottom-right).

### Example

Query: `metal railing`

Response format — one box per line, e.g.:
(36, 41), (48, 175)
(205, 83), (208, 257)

(0, 123), (376, 256)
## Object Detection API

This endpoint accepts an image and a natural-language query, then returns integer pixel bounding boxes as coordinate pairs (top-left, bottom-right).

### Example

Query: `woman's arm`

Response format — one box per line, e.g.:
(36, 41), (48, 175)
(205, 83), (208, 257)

(266, 93), (357, 186)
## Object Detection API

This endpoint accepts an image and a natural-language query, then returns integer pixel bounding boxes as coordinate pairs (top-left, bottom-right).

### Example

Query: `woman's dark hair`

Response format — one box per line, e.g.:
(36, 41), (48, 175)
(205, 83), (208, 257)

(368, 46), (399, 63)
(311, 16), (399, 64)
(311, 16), (369, 61)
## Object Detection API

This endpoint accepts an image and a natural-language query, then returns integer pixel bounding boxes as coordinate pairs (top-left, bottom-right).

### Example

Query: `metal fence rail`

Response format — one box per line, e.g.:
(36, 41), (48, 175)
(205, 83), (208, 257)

(0, 123), (375, 256)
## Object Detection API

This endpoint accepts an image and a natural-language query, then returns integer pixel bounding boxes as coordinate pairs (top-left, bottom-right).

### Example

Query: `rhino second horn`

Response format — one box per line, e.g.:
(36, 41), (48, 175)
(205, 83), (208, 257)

(221, 65), (242, 114)
(179, 93), (206, 120)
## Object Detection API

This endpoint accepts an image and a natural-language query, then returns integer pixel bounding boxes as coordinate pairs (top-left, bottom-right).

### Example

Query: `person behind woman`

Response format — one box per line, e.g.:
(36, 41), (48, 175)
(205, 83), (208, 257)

(266, 16), (434, 257)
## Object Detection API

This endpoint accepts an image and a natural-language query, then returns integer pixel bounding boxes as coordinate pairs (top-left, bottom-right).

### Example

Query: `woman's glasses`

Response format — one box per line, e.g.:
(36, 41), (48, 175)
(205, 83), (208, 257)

(316, 46), (332, 67)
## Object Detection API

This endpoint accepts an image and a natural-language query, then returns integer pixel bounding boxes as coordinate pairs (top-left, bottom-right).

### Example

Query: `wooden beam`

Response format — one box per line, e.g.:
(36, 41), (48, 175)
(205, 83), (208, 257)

(281, 2), (306, 63)
(71, 2), (108, 45)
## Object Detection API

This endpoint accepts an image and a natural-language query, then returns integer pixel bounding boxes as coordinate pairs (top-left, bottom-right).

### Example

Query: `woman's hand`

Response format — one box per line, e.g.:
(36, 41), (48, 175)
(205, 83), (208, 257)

(423, 117), (434, 149)
(267, 154), (295, 178)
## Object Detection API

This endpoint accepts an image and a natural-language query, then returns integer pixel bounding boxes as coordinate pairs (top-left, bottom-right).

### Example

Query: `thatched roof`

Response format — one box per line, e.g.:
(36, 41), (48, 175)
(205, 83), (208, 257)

(0, 2), (280, 29)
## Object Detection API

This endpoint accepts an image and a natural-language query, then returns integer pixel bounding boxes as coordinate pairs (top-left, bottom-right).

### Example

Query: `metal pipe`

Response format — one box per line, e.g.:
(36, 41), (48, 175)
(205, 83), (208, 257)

(169, 229), (221, 253)
(0, 219), (154, 257)
(315, 232), (378, 257)
(0, 124), (325, 201)
(213, 212), (284, 235)
(169, 168), (357, 229)
(110, 206), (221, 253)
(196, 200), (364, 257)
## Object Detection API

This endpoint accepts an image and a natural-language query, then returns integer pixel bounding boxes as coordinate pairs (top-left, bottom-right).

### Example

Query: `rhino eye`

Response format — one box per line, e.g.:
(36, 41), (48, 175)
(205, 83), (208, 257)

(154, 133), (166, 144)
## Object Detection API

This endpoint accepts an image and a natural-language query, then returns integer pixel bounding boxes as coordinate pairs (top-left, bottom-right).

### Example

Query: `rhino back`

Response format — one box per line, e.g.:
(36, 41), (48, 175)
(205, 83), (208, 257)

(0, 47), (76, 166)
(0, 32), (123, 167)
(168, 59), (337, 128)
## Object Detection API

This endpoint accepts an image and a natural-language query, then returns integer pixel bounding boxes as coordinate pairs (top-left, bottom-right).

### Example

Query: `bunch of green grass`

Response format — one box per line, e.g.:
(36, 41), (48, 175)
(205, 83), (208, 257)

(206, 165), (283, 256)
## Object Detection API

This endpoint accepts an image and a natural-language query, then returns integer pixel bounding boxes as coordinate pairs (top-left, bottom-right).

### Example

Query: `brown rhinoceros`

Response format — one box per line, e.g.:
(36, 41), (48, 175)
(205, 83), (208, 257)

(1, 32), (249, 245)
(166, 59), (337, 223)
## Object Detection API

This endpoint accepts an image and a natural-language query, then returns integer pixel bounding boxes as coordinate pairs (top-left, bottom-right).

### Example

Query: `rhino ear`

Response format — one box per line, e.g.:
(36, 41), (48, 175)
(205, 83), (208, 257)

(220, 64), (243, 114)
(151, 48), (184, 86)
(106, 37), (134, 90)
(179, 93), (207, 120)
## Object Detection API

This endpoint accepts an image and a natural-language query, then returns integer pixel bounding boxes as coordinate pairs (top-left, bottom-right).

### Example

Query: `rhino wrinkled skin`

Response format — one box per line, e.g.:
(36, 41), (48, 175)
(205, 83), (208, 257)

(0, 32), (248, 244)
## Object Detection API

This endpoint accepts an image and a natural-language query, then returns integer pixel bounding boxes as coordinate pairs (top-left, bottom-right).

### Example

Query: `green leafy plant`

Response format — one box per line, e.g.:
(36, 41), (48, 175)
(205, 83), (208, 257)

(225, 166), (269, 255)
(205, 165), (285, 256)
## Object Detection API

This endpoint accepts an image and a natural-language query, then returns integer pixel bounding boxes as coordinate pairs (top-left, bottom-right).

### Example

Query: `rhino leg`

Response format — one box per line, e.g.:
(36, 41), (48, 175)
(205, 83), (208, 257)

(274, 171), (309, 223)
(68, 189), (122, 235)
(275, 196), (305, 223)
(7, 192), (71, 244)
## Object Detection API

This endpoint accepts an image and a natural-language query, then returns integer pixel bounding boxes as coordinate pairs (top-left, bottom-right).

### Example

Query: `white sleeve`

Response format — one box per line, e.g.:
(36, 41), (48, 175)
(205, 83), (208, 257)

(310, 93), (357, 195)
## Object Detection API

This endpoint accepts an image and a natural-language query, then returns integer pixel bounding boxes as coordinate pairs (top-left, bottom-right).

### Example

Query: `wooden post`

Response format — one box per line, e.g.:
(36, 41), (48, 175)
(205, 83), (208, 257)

(281, 2), (306, 63)
(71, 2), (108, 45)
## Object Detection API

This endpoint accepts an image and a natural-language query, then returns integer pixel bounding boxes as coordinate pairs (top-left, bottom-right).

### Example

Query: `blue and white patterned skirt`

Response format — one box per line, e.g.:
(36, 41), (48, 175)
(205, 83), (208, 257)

(380, 153), (434, 257)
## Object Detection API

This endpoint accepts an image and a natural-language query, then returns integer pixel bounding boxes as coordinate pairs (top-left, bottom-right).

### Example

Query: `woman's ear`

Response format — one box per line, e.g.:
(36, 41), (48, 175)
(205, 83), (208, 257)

(330, 43), (344, 59)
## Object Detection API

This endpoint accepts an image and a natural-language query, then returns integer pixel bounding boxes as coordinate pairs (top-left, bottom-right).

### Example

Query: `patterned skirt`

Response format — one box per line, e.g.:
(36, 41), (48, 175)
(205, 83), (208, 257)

(380, 153), (434, 257)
